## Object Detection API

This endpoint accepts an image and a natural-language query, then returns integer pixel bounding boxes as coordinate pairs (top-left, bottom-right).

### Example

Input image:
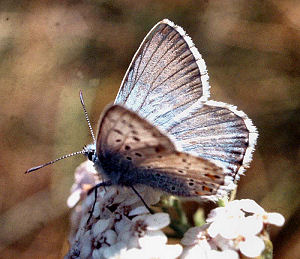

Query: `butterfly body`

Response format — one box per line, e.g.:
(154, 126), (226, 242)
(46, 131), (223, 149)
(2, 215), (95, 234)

(83, 19), (258, 201)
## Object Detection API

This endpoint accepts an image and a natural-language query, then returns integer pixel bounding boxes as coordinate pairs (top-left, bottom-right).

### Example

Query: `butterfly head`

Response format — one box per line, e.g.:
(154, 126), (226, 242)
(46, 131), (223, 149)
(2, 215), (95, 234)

(83, 144), (97, 162)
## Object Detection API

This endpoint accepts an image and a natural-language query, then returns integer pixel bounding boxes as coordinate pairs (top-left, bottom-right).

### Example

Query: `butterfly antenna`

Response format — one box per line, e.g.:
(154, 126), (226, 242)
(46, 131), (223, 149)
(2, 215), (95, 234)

(25, 150), (85, 174)
(79, 90), (96, 144)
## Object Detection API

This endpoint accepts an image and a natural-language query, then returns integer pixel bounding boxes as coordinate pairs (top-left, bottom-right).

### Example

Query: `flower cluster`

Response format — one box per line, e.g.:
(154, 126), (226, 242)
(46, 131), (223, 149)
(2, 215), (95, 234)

(65, 161), (182, 259)
(65, 161), (285, 259)
(181, 199), (285, 258)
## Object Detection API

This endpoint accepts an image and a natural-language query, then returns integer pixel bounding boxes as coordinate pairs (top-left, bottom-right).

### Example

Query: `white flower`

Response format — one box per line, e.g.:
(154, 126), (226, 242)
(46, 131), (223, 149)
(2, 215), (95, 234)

(239, 199), (285, 227)
(181, 199), (285, 259)
(207, 202), (245, 239)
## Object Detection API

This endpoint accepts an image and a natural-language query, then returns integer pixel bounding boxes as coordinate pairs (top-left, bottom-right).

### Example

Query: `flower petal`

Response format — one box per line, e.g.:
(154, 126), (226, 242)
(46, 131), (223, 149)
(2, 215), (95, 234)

(181, 240), (211, 259)
(138, 230), (167, 247)
(239, 235), (265, 258)
(266, 212), (285, 226)
(239, 215), (263, 236)
(239, 199), (265, 214)
(92, 218), (113, 237)
(128, 206), (149, 217)
(181, 225), (208, 246)
(144, 213), (170, 231)
(102, 241), (127, 259)
(67, 189), (81, 208)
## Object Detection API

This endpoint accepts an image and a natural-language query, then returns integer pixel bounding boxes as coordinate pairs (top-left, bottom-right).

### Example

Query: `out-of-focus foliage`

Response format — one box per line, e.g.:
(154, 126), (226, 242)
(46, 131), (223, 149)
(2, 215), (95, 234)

(0, 0), (298, 258)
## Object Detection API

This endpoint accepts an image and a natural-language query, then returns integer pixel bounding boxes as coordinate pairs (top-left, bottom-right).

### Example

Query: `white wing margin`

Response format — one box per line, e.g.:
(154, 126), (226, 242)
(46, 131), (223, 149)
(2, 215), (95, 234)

(115, 19), (210, 131)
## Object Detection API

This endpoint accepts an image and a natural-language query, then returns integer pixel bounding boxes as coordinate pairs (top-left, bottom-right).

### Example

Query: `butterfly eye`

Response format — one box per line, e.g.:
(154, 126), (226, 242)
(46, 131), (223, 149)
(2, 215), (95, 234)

(88, 151), (94, 161)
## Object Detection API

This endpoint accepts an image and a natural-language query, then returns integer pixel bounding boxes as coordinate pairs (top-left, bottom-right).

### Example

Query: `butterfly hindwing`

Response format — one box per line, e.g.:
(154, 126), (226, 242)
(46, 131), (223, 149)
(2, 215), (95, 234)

(166, 101), (258, 179)
(139, 152), (231, 198)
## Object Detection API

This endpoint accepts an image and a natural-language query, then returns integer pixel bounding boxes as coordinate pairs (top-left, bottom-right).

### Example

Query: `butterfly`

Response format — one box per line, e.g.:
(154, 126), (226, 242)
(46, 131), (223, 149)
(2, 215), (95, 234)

(26, 19), (258, 203)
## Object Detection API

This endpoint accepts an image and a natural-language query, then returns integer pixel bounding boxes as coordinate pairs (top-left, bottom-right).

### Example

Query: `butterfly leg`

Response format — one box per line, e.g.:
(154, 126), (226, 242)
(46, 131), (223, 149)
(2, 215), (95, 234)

(87, 180), (112, 224)
(130, 185), (153, 214)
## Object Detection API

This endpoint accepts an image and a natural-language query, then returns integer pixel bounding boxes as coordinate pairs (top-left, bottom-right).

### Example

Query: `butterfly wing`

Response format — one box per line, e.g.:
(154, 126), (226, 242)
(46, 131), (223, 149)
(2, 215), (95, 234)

(114, 19), (258, 181)
(96, 105), (176, 164)
(96, 105), (234, 200)
(139, 152), (233, 199)
(166, 101), (258, 179)
(114, 19), (210, 131)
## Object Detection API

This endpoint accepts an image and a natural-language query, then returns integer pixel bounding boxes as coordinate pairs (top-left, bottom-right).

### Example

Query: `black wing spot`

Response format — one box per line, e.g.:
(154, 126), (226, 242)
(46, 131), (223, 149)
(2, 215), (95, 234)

(135, 152), (142, 157)
(126, 156), (132, 161)
(178, 170), (185, 174)
(116, 139), (121, 143)
(113, 129), (123, 135)
(132, 136), (140, 142)
(155, 145), (166, 153)
(231, 150), (243, 155)
(189, 182), (194, 186)
(132, 130), (138, 135)
(171, 186), (176, 191)
(125, 145), (131, 151)
(88, 152), (93, 161)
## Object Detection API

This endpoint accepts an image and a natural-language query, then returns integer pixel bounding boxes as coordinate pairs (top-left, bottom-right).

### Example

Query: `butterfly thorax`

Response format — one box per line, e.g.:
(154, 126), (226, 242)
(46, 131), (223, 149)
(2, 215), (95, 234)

(97, 151), (140, 186)
(83, 143), (137, 185)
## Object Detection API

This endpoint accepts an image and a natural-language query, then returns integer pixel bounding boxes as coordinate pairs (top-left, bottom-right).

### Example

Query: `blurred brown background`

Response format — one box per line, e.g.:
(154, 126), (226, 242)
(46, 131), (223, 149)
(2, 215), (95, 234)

(0, 0), (299, 258)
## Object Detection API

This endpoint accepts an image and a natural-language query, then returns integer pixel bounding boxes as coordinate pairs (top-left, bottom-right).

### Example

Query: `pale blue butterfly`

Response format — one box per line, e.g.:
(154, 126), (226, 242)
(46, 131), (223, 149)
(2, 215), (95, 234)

(26, 19), (258, 205)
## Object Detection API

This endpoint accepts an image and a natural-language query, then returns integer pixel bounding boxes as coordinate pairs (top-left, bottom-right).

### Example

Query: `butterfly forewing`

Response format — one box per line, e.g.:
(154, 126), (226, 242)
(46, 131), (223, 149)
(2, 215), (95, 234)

(96, 105), (231, 198)
(97, 105), (176, 164)
(115, 19), (210, 131)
